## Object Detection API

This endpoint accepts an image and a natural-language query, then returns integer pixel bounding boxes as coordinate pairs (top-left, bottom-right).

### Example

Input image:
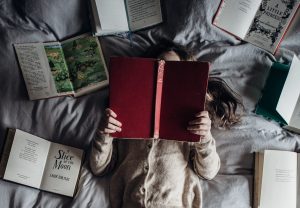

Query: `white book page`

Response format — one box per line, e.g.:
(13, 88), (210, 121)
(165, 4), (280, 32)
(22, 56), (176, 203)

(95, 0), (129, 31)
(40, 143), (83, 197)
(3, 129), (51, 189)
(260, 150), (297, 208)
(126, 0), (163, 31)
(213, 0), (261, 38)
(14, 43), (58, 100)
(277, 55), (300, 124)
(62, 34), (109, 96)
(244, 0), (300, 53)
(289, 96), (300, 130)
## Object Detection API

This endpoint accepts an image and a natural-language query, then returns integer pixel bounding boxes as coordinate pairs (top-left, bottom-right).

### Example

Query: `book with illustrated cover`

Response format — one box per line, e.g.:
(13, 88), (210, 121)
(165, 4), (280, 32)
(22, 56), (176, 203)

(90, 0), (163, 36)
(109, 57), (209, 142)
(254, 150), (299, 208)
(256, 55), (300, 134)
(213, 0), (300, 53)
(0, 129), (84, 197)
(14, 34), (109, 100)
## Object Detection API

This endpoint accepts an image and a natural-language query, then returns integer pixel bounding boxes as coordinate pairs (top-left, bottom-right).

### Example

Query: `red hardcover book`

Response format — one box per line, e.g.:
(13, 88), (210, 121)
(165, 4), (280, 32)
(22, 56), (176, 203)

(109, 57), (209, 142)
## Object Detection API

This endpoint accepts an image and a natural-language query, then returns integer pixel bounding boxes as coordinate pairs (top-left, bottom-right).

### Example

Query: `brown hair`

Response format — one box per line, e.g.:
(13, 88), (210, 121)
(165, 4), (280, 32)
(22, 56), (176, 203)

(145, 40), (244, 128)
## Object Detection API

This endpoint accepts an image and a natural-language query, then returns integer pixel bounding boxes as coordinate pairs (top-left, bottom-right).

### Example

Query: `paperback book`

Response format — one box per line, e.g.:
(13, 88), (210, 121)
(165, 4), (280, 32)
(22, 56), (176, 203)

(0, 129), (84, 197)
(254, 150), (299, 208)
(14, 34), (109, 100)
(213, 0), (300, 53)
(256, 55), (300, 133)
(90, 0), (163, 36)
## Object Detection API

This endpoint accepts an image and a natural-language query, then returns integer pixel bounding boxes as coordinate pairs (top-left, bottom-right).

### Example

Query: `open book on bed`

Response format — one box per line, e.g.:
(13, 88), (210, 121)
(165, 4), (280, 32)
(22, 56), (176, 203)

(90, 0), (163, 36)
(256, 55), (300, 134)
(213, 0), (300, 53)
(0, 129), (84, 197)
(14, 34), (108, 100)
(254, 150), (300, 208)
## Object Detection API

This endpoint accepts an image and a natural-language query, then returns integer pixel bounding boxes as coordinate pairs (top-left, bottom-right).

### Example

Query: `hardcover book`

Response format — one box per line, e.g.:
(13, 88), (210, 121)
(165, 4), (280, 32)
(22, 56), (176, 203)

(0, 129), (84, 197)
(254, 150), (299, 208)
(109, 57), (209, 142)
(90, 0), (163, 36)
(256, 55), (300, 133)
(14, 34), (109, 100)
(213, 0), (300, 53)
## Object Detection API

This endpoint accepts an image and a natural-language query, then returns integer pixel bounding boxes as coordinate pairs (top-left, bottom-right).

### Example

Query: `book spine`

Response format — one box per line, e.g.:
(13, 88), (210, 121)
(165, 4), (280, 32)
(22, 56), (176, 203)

(0, 129), (16, 178)
(153, 60), (165, 139)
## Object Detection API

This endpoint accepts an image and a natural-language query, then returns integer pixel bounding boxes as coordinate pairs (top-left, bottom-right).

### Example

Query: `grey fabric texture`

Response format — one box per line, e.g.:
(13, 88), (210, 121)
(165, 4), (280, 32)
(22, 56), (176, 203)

(0, 0), (299, 207)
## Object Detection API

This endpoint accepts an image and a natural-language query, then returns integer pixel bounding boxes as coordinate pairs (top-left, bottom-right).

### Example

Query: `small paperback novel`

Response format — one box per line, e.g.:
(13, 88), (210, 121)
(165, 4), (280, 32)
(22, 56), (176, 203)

(213, 0), (300, 53)
(256, 55), (300, 134)
(14, 34), (109, 100)
(254, 150), (299, 208)
(109, 57), (209, 142)
(90, 0), (163, 36)
(0, 129), (84, 197)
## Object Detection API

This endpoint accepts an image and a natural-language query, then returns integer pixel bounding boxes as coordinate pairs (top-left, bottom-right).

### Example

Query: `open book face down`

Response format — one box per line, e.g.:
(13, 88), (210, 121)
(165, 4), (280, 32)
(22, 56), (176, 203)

(256, 55), (300, 134)
(109, 57), (210, 142)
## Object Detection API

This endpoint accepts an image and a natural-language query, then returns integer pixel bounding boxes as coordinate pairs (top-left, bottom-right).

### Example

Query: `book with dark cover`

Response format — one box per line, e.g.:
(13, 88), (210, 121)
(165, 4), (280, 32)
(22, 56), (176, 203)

(256, 55), (300, 133)
(109, 57), (209, 142)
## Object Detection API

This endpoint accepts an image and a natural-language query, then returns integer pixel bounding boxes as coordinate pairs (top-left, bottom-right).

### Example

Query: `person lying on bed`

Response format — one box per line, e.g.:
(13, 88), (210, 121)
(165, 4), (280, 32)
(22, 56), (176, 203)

(89, 42), (243, 208)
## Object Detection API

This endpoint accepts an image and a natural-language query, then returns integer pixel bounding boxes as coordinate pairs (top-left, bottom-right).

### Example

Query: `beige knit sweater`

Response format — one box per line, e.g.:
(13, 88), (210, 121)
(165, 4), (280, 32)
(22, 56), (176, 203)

(89, 133), (220, 208)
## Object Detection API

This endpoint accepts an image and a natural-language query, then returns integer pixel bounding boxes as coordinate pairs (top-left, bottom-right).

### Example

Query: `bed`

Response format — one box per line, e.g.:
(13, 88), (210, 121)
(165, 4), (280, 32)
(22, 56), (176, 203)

(0, 0), (300, 207)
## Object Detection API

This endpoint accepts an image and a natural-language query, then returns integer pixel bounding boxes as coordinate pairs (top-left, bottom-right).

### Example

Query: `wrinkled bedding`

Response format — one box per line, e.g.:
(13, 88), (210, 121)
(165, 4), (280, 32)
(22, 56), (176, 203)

(0, 0), (299, 207)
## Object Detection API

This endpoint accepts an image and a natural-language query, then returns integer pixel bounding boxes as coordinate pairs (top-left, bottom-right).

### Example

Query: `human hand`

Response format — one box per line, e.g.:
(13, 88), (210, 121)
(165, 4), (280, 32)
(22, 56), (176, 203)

(187, 111), (211, 140)
(98, 108), (122, 135)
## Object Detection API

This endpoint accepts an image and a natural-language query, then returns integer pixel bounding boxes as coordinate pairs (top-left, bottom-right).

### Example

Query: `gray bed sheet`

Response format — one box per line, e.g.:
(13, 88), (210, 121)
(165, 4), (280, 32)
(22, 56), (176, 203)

(0, 0), (299, 207)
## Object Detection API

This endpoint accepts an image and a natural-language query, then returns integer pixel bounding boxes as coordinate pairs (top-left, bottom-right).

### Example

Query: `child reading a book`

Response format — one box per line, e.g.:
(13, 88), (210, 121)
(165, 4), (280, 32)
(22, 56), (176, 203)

(89, 42), (243, 208)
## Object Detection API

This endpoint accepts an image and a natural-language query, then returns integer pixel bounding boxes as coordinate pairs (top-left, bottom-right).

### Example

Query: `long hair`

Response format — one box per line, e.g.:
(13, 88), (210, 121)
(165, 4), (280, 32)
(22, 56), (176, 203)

(145, 40), (244, 128)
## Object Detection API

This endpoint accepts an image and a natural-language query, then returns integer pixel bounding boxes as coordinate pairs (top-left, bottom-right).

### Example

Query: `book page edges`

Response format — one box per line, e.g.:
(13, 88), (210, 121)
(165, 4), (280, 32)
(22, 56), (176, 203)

(153, 60), (165, 139)
(254, 152), (264, 208)
(0, 129), (16, 178)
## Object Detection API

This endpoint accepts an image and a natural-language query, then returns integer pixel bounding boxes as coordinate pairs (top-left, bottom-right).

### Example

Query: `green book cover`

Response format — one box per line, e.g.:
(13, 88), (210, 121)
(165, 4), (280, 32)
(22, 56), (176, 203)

(255, 62), (290, 125)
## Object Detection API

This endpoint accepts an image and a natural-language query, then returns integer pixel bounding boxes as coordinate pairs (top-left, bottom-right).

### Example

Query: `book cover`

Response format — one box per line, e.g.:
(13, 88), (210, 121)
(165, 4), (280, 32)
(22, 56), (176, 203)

(255, 62), (290, 124)
(256, 55), (300, 133)
(109, 57), (209, 142)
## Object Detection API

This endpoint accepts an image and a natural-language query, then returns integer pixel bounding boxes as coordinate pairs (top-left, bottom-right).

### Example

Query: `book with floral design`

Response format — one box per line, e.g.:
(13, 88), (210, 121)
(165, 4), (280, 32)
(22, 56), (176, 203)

(213, 0), (300, 53)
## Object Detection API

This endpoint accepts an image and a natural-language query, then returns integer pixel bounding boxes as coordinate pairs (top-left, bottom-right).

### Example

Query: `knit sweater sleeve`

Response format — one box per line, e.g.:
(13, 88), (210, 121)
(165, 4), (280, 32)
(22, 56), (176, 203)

(191, 133), (220, 180)
(89, 132), (117, 176)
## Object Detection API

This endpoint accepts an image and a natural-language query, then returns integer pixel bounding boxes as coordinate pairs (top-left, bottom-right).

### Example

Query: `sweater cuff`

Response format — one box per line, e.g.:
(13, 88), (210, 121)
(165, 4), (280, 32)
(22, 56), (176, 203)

(94, 132), (114, 150)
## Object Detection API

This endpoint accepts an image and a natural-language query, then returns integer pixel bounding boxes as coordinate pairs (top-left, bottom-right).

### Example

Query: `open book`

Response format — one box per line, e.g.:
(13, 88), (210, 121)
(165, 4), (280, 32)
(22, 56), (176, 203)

(14, 34), (109, 100)
(254, 150), (299, 208)
(109, 57), (209, 142)
(213, 0), (300, 53)
(90, 0), (163, 36)
(256, 55), (300, 134)
(0, 129), (84, 197)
